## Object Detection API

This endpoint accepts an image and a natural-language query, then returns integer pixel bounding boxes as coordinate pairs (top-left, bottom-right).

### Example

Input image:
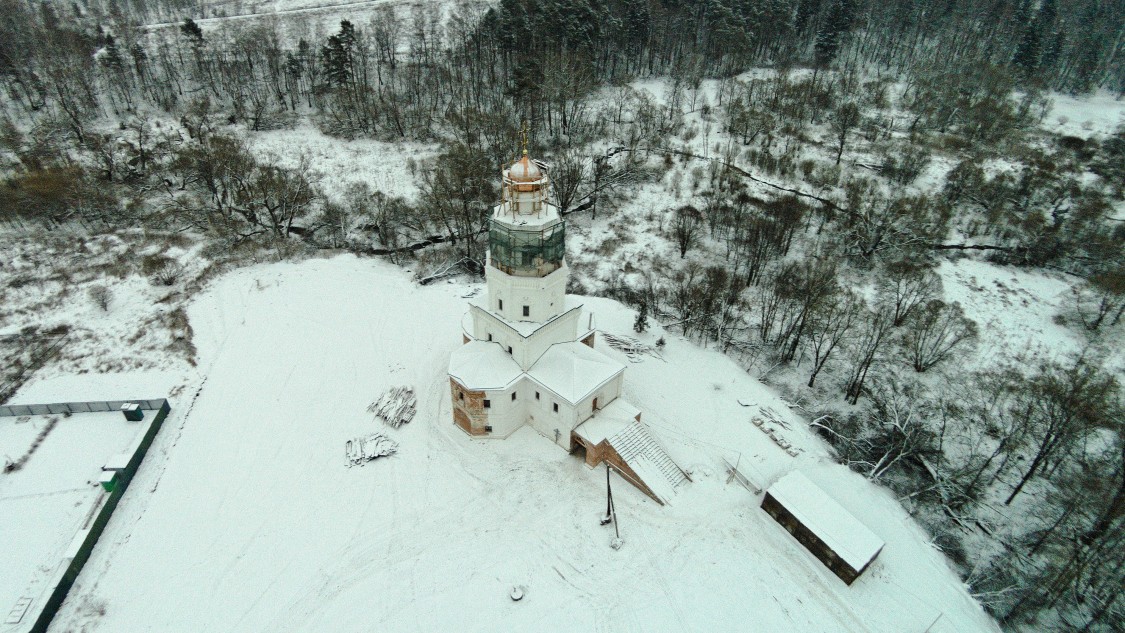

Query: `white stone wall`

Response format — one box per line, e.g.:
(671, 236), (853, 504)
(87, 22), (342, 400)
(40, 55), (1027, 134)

(575, 373), (624, 425)
(469, 305), (582, 371)
(486, 264), (567, 324)
(480, 384), (526, 439)
(512, 189), (544, 215)
(525, 384), (578, 449)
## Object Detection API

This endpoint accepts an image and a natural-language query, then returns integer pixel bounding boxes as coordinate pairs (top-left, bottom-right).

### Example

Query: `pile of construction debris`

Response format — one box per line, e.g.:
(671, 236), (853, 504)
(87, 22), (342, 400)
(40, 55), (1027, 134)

(599, 332), (662, 363)
(752, 407), (801, 457)
(367, 386), (416, 429)
(345, 433), (398, 466)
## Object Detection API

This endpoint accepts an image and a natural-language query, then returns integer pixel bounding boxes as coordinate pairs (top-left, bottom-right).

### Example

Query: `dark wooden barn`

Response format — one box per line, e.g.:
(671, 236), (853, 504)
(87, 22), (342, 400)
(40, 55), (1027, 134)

(762, 471), (884, 586)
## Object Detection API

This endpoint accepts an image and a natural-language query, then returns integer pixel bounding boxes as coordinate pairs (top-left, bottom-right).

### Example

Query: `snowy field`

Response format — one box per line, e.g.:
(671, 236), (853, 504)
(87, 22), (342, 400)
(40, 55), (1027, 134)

(937, 258), (1124, 374)
(38, 255), (997, 633)
(1041, 90), (1125, 140)
(939, 259), (1083, 364)
(248, 127), (439, 203)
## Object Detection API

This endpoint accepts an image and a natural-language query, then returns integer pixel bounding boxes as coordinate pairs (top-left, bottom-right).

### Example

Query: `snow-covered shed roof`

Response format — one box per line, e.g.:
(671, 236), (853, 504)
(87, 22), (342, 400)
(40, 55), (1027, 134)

(527, 342), (624, 405)
(766, 471), (884, 572)
(448, 341), (522, 391)
(573, 399), (642, 445)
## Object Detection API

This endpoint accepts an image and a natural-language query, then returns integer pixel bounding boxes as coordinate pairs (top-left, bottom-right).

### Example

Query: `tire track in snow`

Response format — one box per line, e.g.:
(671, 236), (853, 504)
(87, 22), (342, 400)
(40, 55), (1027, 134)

(266, 485), (486, 630)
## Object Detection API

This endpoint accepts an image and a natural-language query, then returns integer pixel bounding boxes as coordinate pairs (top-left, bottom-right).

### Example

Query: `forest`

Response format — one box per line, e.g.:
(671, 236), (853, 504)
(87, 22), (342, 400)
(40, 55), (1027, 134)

(0, 0), (1123, 630)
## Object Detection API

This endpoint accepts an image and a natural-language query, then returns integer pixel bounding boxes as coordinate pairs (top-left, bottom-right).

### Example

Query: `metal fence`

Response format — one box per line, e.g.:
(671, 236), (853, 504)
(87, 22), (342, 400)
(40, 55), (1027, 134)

(0, 398), (169, 417)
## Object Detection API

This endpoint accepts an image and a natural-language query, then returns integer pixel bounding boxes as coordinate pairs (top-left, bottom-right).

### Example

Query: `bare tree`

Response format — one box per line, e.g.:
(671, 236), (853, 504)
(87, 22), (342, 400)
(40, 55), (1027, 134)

(1005, 356), (1120, 505)
(943, 367), (1033, 507)
(772, 258), (840, 363)
(1003, 433), (1125, 629)
(549, 149), (586, 216)
(1073, 268), (1125, 331)
(88, 285), (112, 311)
(668, 260), (704, 332)
(904, 300), (978, 372)
(237, 157), (319, 240)
(671, 204), (703, 258)
(877, 258), (942, 326)
(840, 180), (949, 259)
(861, 378), (939, 481)
(830, 101), (861, 165)
(806, 289), (859, 387)
(419, 142), (493, 262)
(844, 306), (892, 405)
(166, 135), (319, 240)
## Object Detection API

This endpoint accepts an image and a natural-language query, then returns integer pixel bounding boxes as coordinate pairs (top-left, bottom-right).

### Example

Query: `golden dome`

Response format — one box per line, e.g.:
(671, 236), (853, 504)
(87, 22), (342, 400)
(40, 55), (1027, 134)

(508, 152), (544, 183)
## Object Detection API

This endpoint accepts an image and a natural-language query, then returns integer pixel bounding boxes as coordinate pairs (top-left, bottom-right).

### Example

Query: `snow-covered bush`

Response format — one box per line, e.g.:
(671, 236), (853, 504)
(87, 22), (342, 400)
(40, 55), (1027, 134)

(87, 284), (112, 311)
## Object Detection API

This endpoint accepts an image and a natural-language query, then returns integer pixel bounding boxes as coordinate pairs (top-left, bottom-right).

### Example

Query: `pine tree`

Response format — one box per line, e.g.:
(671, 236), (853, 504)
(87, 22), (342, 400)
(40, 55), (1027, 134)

(322, 21), (357, 89)
(634, 302), (648, 333)
(180, 18), (203, 45)
(101, 34), (123, 72)
(1012, 0), (1057, 78)
(813, 0), (855, 68)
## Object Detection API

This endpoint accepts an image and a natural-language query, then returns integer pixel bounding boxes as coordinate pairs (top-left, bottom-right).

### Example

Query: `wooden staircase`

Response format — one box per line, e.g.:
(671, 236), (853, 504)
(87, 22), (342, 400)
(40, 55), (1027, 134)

(606, 421), (689, 503)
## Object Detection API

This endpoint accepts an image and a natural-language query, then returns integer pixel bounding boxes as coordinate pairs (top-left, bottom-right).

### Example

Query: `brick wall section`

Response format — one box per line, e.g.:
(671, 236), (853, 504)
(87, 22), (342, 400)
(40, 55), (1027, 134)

(581, 333), (595, 348)
(450, 378), (489, 435)
(570, 425), (664, 505)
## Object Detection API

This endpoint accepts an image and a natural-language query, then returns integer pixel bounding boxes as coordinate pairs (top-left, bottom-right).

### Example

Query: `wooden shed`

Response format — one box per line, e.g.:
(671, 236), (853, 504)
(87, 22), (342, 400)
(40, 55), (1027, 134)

(762, 471), (884, 585)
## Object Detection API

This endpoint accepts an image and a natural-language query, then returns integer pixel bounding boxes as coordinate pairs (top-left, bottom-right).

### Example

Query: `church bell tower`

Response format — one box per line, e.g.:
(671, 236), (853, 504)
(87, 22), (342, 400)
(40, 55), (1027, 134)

(485, 146), (567, 325)
(445, 131), (686, 505)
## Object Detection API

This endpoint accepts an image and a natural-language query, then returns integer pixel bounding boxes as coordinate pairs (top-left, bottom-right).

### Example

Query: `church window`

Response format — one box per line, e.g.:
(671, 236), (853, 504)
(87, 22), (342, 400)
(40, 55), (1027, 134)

(499, 299), (503, 310)
(508, 346), (513, 354)
(535, 391), (540, 400)
(553, 403), (559, 413)
(459, 391), (464, 401)
(511, 392), (517, 401)
(523, 305), (530, 317)
(484, 399), (491, 409)
(487, 333), (493, 341)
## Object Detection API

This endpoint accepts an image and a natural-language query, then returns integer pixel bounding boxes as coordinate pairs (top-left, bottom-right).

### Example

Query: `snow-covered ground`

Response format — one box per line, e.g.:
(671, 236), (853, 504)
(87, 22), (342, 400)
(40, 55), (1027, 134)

(1041, 90), (1125, 140)
(39, 255), (997, 632)
(248, 126), (438, 203)
(937, 259), (1084, 366)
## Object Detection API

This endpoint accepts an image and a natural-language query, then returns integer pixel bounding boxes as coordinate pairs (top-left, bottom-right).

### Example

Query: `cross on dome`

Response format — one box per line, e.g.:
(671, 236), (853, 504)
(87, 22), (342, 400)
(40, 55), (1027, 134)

(509, 121), (543, 183)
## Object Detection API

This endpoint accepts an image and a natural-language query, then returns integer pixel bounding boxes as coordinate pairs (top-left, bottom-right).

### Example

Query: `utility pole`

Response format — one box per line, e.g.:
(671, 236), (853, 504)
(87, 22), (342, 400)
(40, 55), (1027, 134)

(601, 463), (613, 524)
(601, 463), (623, 549)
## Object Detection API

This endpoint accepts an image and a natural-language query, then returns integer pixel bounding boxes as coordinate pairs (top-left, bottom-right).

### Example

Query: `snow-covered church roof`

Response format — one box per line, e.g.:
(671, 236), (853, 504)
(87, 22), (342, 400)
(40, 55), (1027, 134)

(448, 341), (523, 390)
(527, 342), (625, 405)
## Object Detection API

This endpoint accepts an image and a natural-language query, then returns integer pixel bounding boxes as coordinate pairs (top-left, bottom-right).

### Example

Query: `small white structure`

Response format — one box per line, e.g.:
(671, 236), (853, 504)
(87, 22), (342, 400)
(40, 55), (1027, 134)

(762, 471), (885, 585)
(447, 148), (687, 503)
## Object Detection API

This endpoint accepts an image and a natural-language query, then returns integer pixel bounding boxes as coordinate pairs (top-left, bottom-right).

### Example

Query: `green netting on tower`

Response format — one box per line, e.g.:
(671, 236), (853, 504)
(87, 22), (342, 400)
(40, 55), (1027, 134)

(489, 219), (565, 276)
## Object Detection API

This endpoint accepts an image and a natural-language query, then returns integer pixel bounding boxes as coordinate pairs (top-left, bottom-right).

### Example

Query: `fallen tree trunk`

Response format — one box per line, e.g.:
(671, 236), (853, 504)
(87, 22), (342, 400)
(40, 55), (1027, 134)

(926, 242), (1016, 253)
(359, 227), (489, 256)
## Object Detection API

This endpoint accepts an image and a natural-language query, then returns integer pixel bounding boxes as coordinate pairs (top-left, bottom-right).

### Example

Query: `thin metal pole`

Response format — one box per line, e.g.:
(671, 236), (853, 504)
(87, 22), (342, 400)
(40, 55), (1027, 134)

(607, 463), (616, 521)
(608, 466), (619, 540)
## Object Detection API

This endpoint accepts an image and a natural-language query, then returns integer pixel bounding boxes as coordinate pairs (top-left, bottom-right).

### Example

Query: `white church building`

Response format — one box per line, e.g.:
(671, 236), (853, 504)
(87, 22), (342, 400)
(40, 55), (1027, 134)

(447, 149), (688, 503)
